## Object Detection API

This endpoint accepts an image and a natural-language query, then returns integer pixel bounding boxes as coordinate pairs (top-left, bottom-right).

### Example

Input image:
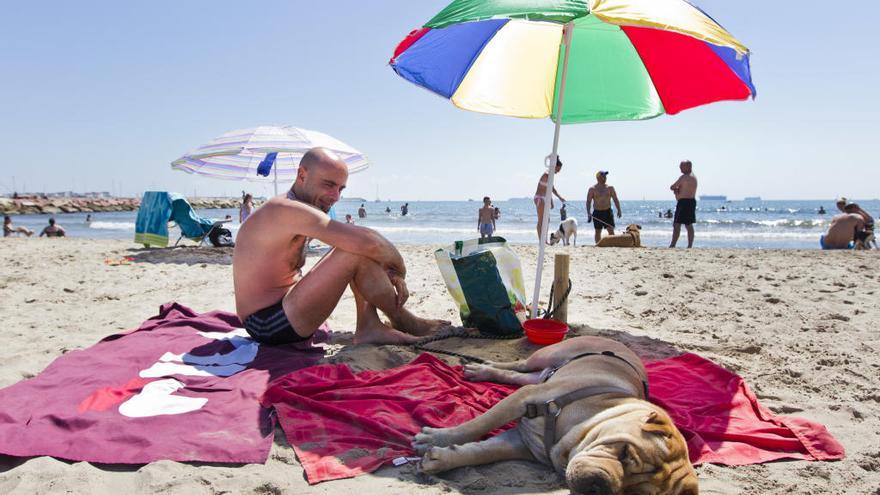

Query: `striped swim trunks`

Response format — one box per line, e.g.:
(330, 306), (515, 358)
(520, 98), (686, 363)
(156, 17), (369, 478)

(243, 300), (310, 345)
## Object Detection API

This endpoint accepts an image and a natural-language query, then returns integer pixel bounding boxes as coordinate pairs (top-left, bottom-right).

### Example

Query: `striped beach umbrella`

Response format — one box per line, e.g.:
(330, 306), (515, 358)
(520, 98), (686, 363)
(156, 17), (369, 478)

(390, 0), (755, 317)
(171, 125), (370, 195)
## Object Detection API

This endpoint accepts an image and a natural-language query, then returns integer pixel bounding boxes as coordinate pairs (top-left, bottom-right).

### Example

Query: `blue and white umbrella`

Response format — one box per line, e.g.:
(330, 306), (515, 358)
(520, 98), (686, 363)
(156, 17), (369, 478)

(171, 125), (370, 195)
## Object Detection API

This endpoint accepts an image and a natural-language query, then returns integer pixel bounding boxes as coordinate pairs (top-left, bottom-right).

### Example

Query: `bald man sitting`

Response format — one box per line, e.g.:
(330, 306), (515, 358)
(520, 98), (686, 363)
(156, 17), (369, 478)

(233, 148), (449, 345)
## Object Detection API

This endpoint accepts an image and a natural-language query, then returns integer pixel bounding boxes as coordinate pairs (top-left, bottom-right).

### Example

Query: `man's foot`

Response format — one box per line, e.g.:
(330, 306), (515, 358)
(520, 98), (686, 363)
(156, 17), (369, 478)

(390, 309), (451, 337)
(353, 320), (419, 345)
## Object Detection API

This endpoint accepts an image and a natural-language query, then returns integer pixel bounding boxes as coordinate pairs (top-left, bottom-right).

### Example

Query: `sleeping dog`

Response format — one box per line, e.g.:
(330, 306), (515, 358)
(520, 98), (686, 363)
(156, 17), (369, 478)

(413, 336), (697, 495)
(596, 224), (642, 248)
(549, 218), (578, 246)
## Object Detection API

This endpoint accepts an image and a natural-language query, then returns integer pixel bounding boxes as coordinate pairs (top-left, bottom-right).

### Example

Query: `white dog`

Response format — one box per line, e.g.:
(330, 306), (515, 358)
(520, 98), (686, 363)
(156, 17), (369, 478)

(548, 218), (578, 246)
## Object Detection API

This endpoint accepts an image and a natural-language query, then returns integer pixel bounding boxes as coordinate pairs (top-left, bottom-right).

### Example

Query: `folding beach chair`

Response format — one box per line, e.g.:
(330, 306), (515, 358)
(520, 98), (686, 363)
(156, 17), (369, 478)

(170, 197), (233, 247)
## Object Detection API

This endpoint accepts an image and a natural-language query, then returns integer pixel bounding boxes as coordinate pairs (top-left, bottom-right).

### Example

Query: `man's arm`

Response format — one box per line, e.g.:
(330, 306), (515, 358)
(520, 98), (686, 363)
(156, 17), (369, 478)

(586, 188), (593, 222)
(263, 199), (406, 276)
(610, 187), (622, 218)
(670, 176), (682, 191)
(39, 227), (46, 237)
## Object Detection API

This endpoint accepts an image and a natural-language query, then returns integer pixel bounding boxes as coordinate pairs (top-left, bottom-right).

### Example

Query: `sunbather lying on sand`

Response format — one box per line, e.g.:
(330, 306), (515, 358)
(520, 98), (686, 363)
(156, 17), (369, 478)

(233, 147), (449, 345)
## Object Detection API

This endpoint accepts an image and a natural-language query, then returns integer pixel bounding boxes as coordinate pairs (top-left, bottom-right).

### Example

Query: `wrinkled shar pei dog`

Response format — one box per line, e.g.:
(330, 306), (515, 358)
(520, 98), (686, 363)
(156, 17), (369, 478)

(413, 335), (697, 494)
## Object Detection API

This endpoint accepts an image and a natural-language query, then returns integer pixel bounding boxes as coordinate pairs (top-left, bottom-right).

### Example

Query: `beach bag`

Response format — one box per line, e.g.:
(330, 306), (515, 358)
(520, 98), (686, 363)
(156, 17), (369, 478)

(435, 237), (527, 336)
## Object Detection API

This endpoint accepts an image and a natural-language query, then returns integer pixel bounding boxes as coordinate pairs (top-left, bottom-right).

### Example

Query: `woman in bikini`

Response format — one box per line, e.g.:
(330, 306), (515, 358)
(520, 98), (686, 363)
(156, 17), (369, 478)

(534, 157), (566, 241)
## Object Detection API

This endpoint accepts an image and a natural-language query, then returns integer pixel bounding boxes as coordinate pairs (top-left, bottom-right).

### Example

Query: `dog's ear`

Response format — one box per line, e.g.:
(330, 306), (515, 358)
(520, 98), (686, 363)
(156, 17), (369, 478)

(641, 411), (672, 437)
(636, 224), (641, 230)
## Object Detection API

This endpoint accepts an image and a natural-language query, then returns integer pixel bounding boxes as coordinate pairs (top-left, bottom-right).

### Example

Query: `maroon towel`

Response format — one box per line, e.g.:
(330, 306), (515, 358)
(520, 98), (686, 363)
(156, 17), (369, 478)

(0, 302), (328, 464)
(266, 353), (844, 484)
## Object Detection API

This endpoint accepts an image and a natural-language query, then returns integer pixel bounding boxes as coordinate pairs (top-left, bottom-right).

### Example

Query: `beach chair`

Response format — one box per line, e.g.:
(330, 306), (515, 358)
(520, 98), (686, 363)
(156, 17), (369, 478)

(170, 198), (233, 247)
(134, 191), (232, 248)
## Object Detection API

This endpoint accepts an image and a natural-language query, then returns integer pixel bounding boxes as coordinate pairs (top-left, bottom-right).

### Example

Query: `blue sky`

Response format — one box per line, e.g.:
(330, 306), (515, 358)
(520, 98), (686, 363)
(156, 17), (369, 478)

(1, 1), (878, 201)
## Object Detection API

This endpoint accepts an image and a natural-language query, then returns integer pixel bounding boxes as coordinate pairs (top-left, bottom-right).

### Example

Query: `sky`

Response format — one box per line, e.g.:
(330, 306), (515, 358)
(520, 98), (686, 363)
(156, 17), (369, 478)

(1, 1), (878, 202)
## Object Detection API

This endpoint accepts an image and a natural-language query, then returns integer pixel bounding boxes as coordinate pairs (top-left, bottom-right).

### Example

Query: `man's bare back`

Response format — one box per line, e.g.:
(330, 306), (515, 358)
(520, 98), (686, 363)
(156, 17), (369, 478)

(824, 213), (864, 249)
(233, 198), (311, 320)
(232, 148), (449, 346)
(671, 174), (697, 200)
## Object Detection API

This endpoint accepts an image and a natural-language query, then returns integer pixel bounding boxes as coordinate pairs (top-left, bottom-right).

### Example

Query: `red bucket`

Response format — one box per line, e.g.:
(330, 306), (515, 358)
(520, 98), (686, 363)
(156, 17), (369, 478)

(523, 319), (569, 345)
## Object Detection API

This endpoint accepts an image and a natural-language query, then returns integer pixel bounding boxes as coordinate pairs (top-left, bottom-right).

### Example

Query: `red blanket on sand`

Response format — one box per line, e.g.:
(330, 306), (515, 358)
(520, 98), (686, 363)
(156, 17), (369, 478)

(265, 353), (845, 484)
(0, 303), (329, 464)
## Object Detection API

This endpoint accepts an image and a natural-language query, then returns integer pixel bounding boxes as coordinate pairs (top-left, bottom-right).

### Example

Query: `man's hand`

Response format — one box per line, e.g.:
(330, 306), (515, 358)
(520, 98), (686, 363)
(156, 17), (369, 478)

(617, 210), (622, 219)
(388, 271), (409, 309)
(587, 214), (592, 223)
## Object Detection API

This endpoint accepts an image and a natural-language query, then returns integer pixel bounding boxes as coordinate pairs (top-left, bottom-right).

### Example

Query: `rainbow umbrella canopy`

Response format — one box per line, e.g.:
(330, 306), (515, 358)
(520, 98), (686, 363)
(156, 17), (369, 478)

(390, 0), (755, 316)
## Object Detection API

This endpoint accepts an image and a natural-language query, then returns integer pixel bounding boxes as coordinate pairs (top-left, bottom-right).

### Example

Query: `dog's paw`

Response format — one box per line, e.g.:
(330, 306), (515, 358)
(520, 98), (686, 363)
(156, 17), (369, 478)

(412, 426), (458, 454)
(420, 446), (455, 474)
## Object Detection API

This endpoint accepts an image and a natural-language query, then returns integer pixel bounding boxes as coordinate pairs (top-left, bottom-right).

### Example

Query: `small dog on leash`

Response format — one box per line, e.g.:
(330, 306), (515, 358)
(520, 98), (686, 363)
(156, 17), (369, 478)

(548, 218), (578, 246)
(596, 224), (642, 248)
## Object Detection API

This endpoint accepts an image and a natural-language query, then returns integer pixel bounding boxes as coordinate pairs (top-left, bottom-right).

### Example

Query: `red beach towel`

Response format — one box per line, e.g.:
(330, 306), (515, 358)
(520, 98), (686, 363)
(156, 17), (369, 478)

(0, 302), (328, 464)
(266, 353), (844, 484)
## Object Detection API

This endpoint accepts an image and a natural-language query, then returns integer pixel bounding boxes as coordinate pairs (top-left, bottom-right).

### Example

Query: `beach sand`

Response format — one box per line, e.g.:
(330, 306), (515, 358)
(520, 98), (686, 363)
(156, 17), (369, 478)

(1, 239), (878, 494)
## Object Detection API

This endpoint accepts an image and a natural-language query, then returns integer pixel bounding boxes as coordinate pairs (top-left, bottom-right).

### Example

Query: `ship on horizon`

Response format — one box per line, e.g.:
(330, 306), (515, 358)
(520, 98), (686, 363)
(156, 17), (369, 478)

(699, 195), (727, 201)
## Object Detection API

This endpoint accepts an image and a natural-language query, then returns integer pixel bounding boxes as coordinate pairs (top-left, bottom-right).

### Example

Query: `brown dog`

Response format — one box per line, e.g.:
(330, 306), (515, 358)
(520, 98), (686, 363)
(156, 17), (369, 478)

(413, 336), (697, 494)
(596, 224), (642, 248)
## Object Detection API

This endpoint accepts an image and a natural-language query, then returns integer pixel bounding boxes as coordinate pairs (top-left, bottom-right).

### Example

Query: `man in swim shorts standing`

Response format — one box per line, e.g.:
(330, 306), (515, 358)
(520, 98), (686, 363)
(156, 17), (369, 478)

(670, 160), (698, 248)
(586, 170), (621, 244)
(477, 196), (496, 239)
(233, 148), (449, 346)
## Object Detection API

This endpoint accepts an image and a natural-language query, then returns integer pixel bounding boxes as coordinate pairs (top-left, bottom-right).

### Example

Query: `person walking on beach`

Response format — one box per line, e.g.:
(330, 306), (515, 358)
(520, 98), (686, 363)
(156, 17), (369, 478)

(586, 170), (621, 244)
(669, 160), (698, 248)
(3, 215), (33, 237)
(358, 204), (367, 219)
(233, 148), (449, 346)
(240, 193), (254, 223)
(477, 196), (496, 239)
(560, 203), (567, 221)
(39, 218), (65, 237)
(534, 157), (566, 240)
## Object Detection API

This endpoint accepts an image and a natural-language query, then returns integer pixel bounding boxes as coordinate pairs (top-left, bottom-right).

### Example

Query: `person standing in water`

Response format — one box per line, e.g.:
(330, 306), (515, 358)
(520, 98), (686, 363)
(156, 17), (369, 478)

(534, 157), (566, 241)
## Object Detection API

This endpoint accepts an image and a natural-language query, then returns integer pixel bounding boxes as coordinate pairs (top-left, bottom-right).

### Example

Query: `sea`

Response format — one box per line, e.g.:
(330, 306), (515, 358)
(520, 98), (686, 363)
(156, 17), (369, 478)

(8, 198), (878, 250)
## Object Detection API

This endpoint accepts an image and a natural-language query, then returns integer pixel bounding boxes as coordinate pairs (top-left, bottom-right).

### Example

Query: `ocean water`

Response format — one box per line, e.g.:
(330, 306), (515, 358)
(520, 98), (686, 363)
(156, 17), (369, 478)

(6, 199), (878, 250)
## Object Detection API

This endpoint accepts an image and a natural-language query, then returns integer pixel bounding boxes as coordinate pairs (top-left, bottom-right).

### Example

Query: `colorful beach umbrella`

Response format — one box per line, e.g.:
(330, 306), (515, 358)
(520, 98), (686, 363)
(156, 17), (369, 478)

(390, 0), (755, 316)
(171, 126), (370, 195)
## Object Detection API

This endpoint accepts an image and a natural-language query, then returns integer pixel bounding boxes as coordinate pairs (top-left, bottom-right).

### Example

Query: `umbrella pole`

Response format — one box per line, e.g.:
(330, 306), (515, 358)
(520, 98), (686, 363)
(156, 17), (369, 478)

(273, 160), (279, 196)
(531, 22), (574, 319)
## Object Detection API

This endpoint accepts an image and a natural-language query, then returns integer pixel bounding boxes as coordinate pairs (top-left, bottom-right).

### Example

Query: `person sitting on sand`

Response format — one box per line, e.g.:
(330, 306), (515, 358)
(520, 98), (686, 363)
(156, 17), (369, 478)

(4, 215), (34, 237)
(233, 148), (450, 346)
(39, 218), (65, 238)
(821, 206), (865, 249)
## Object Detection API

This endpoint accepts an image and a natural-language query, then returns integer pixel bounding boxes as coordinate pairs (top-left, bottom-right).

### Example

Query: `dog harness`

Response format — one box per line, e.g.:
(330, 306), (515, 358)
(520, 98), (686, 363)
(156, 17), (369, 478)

(524, 351), (650, 461)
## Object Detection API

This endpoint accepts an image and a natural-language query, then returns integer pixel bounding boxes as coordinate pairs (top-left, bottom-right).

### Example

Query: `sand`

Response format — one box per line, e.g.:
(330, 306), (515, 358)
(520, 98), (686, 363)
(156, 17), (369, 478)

(0, 238), (878, 494)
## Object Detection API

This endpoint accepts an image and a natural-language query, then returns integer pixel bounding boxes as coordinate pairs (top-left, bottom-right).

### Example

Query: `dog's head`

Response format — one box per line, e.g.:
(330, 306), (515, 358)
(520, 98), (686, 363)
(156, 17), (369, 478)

(625, 224), (642, 234)
(548, 230), (562, 246)
(565, 404), (697, 495)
